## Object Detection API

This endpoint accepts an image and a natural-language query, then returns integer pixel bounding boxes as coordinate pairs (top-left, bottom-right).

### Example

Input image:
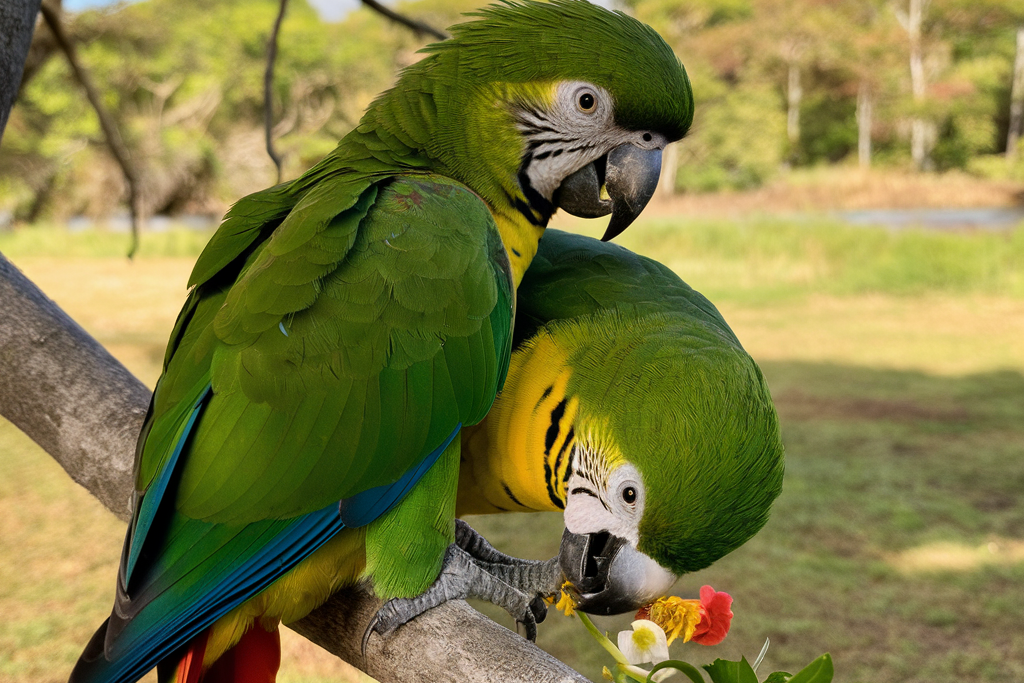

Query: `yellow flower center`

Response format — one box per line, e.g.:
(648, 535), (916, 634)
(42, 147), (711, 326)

(646, 596), (702, 645)
(632, 626), (657, 651)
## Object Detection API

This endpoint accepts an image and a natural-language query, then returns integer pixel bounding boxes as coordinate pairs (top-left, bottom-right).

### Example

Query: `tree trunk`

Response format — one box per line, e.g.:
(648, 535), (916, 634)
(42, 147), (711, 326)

(657, 141), (679, 198)
(905, 0), (931, 170)
(0, 251), (588, 683)
(857, 81), (872, 169)
(1006, 27), (1024, 159)
(787, 61), (802, 145)
(0, 0), (42, 145)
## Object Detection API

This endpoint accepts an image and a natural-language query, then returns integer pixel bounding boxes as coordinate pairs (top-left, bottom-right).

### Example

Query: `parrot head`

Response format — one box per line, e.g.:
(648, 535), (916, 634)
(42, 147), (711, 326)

(367, 0), (693, 241)
(550, 314), (785, 615)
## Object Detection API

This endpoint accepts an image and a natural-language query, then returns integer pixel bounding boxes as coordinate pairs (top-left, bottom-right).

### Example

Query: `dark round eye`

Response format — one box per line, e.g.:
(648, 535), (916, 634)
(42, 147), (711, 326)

(642, 132), (653, 142)
(622, 486), (637, 504)
(578, 92), (596, 112)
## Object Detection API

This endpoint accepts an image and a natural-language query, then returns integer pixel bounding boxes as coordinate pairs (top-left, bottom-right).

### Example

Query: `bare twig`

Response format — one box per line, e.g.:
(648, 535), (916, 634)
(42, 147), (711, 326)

(361, 0), (448, 41)
(39, 0), (145, 258)
(265, 0), (288, 184)
(0, 251), (588, 683)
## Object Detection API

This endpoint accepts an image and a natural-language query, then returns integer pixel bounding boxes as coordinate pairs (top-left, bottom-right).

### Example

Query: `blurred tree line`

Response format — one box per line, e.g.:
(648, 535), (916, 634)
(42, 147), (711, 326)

(1, 0), (1024, 225)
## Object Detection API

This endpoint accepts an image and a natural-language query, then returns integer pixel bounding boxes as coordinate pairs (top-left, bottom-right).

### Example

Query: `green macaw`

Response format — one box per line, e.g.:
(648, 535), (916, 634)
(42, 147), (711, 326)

(454, 229), (785, 616)
(71, 2), (693, 682)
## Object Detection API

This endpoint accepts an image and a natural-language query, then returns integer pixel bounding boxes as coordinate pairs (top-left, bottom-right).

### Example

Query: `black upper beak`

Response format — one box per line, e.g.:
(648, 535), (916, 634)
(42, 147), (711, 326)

(559, 528), (655, 616)
(552, 143), (663, 242)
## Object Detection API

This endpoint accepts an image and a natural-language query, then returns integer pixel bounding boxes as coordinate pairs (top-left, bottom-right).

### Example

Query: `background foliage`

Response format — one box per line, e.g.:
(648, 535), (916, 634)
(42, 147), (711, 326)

(2, 0), (1024, 225)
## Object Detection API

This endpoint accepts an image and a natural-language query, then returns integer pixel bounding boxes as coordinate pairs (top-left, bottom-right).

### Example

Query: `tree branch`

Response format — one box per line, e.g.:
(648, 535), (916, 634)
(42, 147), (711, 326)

(0, 250), (590, 683)
(39, 0), (145, 258)
(265, 0), (288, 184)
(361, 0), (448, 41)
(0, 0), (42, 145)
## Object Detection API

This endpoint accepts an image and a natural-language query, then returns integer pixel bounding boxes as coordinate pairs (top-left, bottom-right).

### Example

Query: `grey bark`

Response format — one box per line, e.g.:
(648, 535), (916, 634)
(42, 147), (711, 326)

(0, 0), (42, 146)
(0, 254), (145, 519)
(1006, 27), (1024, 159)
(0, 251), (590, 683)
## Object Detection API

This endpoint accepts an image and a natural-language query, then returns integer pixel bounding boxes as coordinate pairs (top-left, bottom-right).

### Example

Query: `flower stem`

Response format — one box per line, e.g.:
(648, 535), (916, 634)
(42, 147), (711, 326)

(578, 612), (630, 666)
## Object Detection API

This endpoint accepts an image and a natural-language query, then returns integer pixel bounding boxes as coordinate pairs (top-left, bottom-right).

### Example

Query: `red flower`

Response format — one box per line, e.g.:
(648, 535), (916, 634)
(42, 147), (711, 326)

(690, 585), (733, 646)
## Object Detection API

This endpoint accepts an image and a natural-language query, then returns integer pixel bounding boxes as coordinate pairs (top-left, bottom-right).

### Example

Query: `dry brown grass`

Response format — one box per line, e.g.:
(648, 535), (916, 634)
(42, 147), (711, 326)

(649, 167), (1024, 217)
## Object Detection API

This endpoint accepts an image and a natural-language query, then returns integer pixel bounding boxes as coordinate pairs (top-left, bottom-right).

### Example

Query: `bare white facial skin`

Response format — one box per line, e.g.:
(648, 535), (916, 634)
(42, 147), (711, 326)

(514, 81), (668, 200)
(563, 460), (677, 602)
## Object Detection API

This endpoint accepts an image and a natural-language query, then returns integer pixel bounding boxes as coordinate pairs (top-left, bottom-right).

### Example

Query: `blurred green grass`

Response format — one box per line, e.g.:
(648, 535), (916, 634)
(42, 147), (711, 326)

(558, 214), (1024, 304)
(3, 216), (1024, 682)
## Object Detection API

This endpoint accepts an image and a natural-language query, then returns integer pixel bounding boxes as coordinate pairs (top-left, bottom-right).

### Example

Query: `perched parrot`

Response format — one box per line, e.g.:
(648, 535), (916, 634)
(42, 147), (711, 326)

(71, 2), (692, 682)
(452, 229), (785, 617)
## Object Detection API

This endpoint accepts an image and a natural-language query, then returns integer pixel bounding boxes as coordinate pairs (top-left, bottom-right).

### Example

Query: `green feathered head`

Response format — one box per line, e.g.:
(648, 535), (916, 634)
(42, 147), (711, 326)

(517, 231), (784, 614)
(430, 0), (693, 141)
(566, 314), (784, 573)
(358, 0), (694, 239)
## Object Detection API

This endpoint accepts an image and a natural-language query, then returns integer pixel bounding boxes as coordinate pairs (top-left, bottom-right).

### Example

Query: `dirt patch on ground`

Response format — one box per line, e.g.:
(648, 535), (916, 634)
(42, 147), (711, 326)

(774, 390), (970, 423)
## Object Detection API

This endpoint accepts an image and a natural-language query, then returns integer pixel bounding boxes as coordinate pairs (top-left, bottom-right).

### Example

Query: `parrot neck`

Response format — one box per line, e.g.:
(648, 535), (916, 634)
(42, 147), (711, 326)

(490, 209), (547, 288)
(346, 79), (553, 287)
(457, 331), (577, 515)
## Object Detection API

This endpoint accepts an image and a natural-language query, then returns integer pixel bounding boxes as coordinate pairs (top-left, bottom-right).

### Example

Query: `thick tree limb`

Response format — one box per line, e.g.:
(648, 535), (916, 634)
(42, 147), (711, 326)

(0, 250), (590, 683)
(0, 0), (41, 145)
(39, 0), (145, 258)
(361, 0), (448, 41)
(265, 0), (288, 184)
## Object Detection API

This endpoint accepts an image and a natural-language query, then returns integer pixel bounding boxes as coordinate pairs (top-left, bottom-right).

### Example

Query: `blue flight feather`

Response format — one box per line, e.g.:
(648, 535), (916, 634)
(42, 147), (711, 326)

(337, 423), (461, 527)
(125, 385), (211, 585)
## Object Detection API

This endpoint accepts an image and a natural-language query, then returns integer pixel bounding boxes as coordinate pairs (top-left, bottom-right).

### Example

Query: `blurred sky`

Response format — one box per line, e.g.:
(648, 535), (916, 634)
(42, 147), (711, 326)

(64, 0), (614, 22)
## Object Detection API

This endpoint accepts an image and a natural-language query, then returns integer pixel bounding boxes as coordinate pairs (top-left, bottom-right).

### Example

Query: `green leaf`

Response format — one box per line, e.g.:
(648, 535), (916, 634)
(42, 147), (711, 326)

(785, 654), (834, 683)
(703, 657), (759, 683)
(649, 660), (706, 683)
(762, 673), (792, 683)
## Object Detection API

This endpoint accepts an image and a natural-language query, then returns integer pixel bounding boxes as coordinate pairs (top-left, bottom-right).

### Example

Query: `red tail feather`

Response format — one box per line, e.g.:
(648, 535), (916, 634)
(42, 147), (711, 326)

(175, 630), (208, 683)
(201, 626), (281, 683)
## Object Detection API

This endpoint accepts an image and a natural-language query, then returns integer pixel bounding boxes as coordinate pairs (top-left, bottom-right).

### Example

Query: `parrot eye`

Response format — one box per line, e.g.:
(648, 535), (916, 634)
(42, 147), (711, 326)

(622, 486), (637, 505)
(577, 91), (597, 113)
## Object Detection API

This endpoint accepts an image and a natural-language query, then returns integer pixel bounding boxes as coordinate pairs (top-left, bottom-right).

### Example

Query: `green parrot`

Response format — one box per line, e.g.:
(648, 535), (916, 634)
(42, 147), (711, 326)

(368, 228), (784, 634)
(71, 2), (693, 682)
(454, 229), (785, 616)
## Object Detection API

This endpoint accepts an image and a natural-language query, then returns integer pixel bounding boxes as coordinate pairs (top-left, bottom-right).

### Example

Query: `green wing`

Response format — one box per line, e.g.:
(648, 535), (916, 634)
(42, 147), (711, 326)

(77, 174), (513, 683)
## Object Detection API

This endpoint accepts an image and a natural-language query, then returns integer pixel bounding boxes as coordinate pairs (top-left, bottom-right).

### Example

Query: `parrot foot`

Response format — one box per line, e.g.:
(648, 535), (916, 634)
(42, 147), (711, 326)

(363, 522), (563, 654)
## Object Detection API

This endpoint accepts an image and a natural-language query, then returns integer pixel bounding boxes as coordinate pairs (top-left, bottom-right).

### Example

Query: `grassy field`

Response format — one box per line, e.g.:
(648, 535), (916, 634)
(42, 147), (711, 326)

(2, 216), (1023, 682)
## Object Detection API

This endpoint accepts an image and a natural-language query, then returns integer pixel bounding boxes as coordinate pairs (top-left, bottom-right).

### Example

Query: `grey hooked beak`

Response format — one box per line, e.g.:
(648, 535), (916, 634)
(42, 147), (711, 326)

(558, 528), (677, 616)
(553, 143), (663, 242)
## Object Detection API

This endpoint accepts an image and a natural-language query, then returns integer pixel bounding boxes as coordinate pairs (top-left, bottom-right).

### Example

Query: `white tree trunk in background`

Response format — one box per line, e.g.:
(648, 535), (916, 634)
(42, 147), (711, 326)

(1006, 27), (1024, 159)
(657, 141), (679, 198)
(902, 0), (932, 170)
(857, 81), (872, 169)
(787, 61), (802, 145)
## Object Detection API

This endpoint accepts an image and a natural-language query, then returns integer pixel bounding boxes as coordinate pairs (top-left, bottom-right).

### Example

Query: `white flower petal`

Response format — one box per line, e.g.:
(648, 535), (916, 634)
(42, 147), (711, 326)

(618, 630), (645, 664)
(617, 620), (670, 664)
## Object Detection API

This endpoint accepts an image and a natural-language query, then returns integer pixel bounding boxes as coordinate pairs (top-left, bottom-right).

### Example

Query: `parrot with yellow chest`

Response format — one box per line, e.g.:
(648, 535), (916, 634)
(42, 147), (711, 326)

(71, 2), (697, 682)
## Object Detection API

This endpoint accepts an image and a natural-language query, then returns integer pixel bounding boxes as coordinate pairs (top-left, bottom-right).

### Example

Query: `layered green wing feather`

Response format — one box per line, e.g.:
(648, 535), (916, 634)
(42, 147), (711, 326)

(81, 175), (513, 683)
